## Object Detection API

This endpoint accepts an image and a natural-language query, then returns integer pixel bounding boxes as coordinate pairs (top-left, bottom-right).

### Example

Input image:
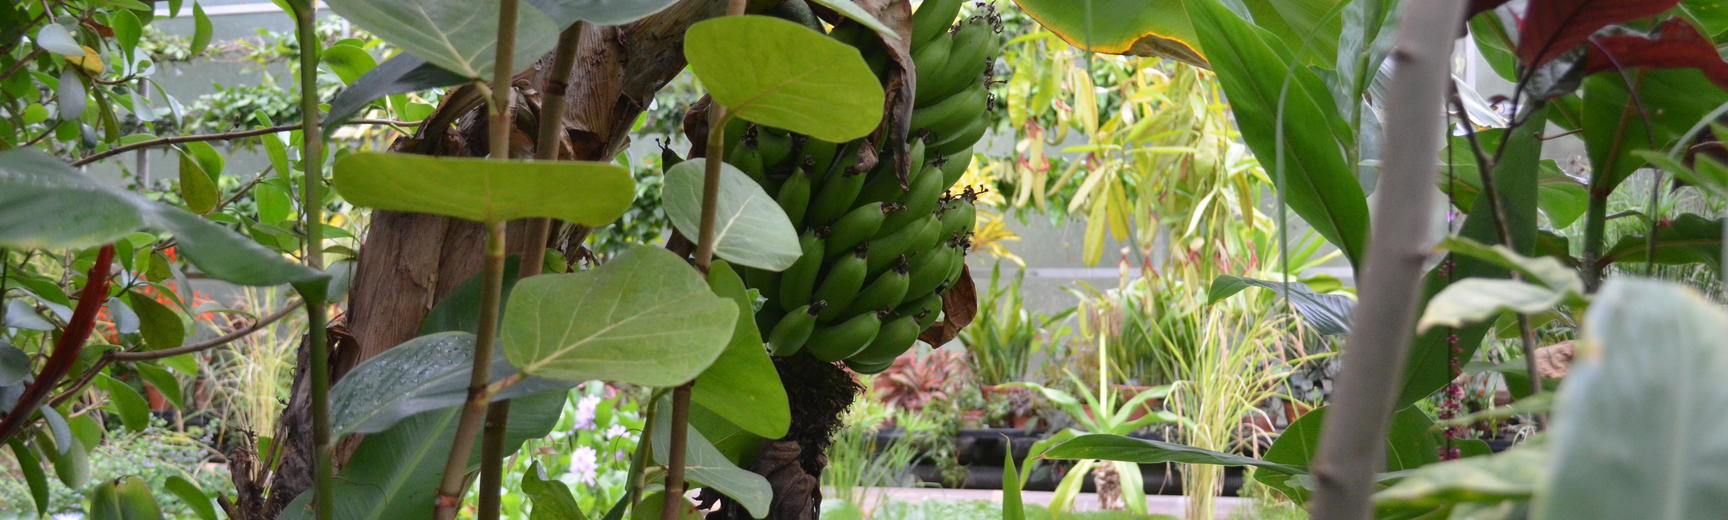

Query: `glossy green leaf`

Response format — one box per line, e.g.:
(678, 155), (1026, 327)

(46, 429), (89, 489)
(1374, 437), (1546, 513)
(692, 261), (790, 439)
(1397, 109), (1545, 407)
(280, 390), (564, 520)
(1185, 0), (1368, 268)
(0, 344), (28, 385)
(1003, 438), (1024, 520)
(111, 10), (143, 57)
(1435, 236), (1582, 292)
(525, 0), (680, 27)
(1208, 275), (1353, 335)
(190, 2), (212, 56)
(328, 332), (573, 436)
(523, 461), (586, 520)
(1255, 406), (1441, 503)
(1043, 433), (1304, 474)
(321, 44), (378, 85)
(134, 363), (182, 410)
(128, 292), (184, 351)
(502, 245), (736, 385)
(176, 150), (218, 214)
(1598, 213), (1723, 271)
(35, 23), (84, 56)
(0, 149), (325, 287)
(1536, 279), (1728, 519)
(323, 54), (466, 133)
(652, 398), (773, 517)
(100, 375), (149, 432)
(1582, 70), (1728, 193)
(40, 406), (71, 456)
(164, 475), (219, 520)
(684, 16), (884, 142)
(663, 159), (802, 271)
(1418, 279), (1573, 332)
(1011, 0), (1203, 65)
(333, 152), (635, 225)
(325, 0), (560, 79)
(8, 439), (49, 515)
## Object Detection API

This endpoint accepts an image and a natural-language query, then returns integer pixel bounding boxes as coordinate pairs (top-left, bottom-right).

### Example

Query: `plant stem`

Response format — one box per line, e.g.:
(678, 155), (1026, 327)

(290, 2), (334, 519)
(1306, 1), (1464, 518)
(70, 119), (419, 167)
(0, 245), (113, 445)
(477, 20), (584, 520)
(436, 1), (519, 518)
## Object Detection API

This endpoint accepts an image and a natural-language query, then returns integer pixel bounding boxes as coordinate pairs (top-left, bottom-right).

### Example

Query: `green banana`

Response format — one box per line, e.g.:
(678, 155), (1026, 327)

(856, 139), (928, 204)
(728, 140), (768, 185)
(813, 246), (869, 316)
(904, 243), (958, 299)
(742, 266), (781, 302)
(933, 114), (989, 156)
(768, 302), (825, 356)
(897, 291), (943, 329)
(882, 162), (944, 230)
(806, 168), (869, 226)
(776, 167), (812, 224)
(937, 145), (973, 187)
(808, 310), (883, 362)
(910, 0), (964, 50)
(938, 195), (977, 239)
(850, 314), (922, 364)
(926, 18), (999, 102)
(825, 201), (892, 257)
(841, 260), (910, 318)
(909, 83), (987, 137)
(805, 138), (839, 177)
(940, 238), (969, 289)
(844, 357), (895, 374)
(778, 231), (825, 312)
(911, 32), (954, 101)
(756, 127), (794, 168)
(867, 214), (939, 276)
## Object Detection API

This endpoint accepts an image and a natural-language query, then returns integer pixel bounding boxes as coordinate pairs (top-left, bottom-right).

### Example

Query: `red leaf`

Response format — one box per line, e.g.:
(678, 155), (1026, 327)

(1517, 0), (1681, 67)
(1582, 17), (1728, 90)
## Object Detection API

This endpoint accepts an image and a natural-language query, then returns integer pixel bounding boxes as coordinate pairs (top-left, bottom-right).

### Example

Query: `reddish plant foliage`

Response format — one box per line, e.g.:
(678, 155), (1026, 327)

(1517, 0), (1682, 67)
(1582, 17), (1728, 90)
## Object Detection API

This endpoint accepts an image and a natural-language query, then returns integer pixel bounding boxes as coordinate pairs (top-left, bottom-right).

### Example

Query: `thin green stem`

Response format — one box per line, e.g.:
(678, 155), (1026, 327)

(291, 2), (333, 519)
(436, 1), (519, 518)
(478, 20), (583, 520)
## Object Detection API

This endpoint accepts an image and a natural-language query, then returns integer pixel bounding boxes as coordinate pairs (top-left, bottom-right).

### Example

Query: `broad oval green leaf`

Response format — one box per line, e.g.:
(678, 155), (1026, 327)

(652, 398), (773, 517)
(34, 23), (84, 56)
(691, 261), (790, 439)
(663, 159), (802, 271)
(333, 152), (635, 225)
(522, 461), (586, 520)
(1043, 433), (1305, 474)
(325, 0), (561, 79)
(685, 16), (885, 142)
(7, 439), (49, 515)
(190, 2), (212, 56)
(328, 332), (574, 436)
(176, 150), (218, 214)
(279, 390), (564, 520)
(321, 43), (378, 85)
(501, 245), (736, 386)
(0, 149), (325, 287)
(1418, 279), (1572, 332)
(99, 375), (150, 432)
(164, 475), (219, 520)
(0, 344), (29, 385)
(1535, 279), (1728, 519)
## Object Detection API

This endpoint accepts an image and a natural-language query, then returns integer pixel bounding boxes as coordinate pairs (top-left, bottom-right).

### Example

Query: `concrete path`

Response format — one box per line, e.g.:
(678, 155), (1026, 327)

(861, 487), (1254, 518)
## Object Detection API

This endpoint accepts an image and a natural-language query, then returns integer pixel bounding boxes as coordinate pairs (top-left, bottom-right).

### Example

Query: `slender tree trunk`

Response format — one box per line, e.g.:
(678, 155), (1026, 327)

(1306, 1), (1468, 519)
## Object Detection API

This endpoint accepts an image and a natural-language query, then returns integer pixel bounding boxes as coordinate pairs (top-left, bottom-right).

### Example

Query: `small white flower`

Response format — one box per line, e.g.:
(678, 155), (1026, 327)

(569, 446), (599, 486)
(605, 424), (629, 439)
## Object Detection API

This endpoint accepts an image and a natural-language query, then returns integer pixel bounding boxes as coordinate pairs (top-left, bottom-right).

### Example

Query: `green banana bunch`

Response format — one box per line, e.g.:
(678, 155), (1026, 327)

(706, 4), (999, 367)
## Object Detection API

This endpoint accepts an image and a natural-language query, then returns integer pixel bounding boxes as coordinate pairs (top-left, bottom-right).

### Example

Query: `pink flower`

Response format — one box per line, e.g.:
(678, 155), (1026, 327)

(570, 446), (598, 486)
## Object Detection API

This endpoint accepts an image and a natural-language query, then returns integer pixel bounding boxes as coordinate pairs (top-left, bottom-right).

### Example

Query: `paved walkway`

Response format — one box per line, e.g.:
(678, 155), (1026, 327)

(864, 487), (1254, 518)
